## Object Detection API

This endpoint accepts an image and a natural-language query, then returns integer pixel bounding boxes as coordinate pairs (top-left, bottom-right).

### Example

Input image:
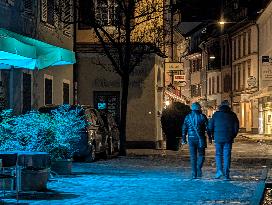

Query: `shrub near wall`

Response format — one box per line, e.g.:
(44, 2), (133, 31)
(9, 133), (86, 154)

(161, 102), (190, 151)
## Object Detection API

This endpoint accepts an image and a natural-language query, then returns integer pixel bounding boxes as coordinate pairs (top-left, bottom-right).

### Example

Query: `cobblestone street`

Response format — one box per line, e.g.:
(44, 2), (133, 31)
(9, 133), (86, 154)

(1, 140), (270, 205)
(2, 139), (272, 205)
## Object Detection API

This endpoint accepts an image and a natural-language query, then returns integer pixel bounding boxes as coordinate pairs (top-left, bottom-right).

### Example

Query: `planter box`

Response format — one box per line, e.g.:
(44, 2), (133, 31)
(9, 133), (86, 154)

(21, 168), (49, 191)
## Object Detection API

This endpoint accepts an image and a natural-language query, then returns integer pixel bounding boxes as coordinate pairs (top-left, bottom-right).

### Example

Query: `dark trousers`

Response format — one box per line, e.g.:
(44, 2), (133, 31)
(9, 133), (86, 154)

(215, 142), (232, 178)
(189, 140), (205, 177)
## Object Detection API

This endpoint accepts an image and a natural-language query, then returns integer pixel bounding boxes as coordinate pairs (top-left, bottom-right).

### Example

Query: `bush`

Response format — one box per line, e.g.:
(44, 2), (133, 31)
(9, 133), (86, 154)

(0, 105), (88, 161)
(161, 102), (190, 150)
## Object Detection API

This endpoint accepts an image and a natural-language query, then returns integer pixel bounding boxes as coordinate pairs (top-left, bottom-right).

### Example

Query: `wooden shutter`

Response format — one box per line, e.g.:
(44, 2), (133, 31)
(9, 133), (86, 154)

(62, 0), (72, 36)
(41, 0), (47, 22)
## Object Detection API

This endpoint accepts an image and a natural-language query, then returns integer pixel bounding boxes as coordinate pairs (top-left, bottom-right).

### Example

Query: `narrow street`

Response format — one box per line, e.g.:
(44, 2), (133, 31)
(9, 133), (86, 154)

(2, 139), (271, 205)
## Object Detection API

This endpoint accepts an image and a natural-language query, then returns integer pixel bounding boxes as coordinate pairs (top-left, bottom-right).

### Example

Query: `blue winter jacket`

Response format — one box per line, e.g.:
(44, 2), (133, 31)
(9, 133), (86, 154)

(208, 105), (239, 143)
(182, 110), (208, 147)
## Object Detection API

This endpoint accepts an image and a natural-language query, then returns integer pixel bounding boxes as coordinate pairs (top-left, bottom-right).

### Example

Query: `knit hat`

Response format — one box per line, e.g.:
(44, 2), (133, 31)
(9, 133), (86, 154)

(221, 100), (230, 106)
(191, 102), (201, 111)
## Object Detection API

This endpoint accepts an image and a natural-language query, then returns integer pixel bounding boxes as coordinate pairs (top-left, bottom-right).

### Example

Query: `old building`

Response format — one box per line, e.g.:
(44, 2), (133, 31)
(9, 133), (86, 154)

(0, 0), (75, 114)
(256, 1), (272, 135)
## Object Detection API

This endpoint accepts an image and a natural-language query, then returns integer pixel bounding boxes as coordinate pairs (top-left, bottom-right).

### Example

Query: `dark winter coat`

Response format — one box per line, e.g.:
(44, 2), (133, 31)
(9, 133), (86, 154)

(182, 110), (208, 147)
(208, 105), (239, 143)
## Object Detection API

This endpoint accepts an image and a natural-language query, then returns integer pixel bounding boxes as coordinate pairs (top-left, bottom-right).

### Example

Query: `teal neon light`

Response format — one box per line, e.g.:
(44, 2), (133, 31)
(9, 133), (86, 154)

(0, 28), (76, 70)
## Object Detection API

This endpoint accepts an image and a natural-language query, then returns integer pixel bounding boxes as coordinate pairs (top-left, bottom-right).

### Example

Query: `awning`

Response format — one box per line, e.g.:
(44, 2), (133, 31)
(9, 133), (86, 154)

(0, 28), (76, 69)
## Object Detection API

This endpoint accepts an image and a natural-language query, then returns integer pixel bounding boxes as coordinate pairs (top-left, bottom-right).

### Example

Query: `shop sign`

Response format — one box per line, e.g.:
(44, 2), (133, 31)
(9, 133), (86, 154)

(247, 76), (257, 87)
(262, 61), (272, 81)
(178, 81), (187, 87)
(165, 62), (184, 71)
(174, 75), (186, 82)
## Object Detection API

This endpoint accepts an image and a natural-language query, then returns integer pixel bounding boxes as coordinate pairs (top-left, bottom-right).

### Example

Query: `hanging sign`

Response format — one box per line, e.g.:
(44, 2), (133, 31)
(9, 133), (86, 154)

(174, 75), (186, 82)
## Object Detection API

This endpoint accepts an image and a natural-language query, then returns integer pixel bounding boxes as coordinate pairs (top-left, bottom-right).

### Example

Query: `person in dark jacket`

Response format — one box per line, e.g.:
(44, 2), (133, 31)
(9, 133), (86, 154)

(208, 100), (239, 180)
(182, 102), (209, 179)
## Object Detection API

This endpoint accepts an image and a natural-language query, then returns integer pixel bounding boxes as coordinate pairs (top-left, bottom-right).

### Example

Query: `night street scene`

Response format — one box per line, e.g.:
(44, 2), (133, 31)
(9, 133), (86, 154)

(1, 0), (272, 204)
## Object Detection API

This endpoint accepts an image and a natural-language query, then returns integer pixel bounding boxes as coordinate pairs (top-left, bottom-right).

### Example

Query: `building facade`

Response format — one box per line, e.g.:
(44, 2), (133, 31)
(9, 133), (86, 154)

(256, 1), (272, 135)
(0, 0), (74, 114)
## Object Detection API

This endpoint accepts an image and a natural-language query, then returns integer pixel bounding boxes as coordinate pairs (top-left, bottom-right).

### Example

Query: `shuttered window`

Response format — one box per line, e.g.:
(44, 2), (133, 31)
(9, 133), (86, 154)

(41, 0), (56, 26)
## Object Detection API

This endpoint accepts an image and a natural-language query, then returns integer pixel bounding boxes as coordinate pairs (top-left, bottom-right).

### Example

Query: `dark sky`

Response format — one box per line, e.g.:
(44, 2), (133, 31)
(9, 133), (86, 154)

(176, 0), (269, 22)
(176, 0), (222, 22)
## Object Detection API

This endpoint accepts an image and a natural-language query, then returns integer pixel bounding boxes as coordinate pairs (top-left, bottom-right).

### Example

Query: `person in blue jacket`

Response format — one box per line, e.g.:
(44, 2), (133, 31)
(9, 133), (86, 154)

(182, 102), (210, 179)
(208, 100), (239, 180)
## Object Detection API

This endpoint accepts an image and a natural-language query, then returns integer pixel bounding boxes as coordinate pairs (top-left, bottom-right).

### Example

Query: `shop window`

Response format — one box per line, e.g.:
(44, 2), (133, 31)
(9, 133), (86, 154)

(212, 77), (215, 94)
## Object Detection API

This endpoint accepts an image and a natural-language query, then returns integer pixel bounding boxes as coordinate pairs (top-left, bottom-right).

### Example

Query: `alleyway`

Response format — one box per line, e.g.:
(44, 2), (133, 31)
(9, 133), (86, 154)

(2, 138), (271, 205)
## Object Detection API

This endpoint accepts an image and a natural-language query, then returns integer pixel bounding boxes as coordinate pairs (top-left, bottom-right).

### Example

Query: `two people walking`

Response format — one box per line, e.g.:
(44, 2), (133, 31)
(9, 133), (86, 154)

(182, 100), (239, 180)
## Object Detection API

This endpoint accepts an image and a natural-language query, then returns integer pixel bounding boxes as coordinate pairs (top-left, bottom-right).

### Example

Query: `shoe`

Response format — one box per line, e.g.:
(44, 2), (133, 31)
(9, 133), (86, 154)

(215, 171), (223, 179)
(197, 170), (202, 178)
(224, 176), (231, 181)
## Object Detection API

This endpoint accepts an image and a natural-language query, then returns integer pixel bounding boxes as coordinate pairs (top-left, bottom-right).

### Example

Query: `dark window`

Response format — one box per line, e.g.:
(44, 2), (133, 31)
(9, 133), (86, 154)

(45, 78), (53, 105)
(63, 82), (69, 104)
(222, 43), (226, 66)
(243, 33), (246, 57)
(217, 76), (220, 93)
(223, 75), (231, 93)
(238, 35), (241, 59)
(22, 73), (31, 113)
(248, 60), (251, 77)
(23, 0), (33, 13)
(233, 39), (236, 60)
(212, 77), (215, 94)
(248, 30), (251, 54)
(47, 0), (55, 25)
(238, 65), (241, 91)
(208, 78), (211, 95)
(234, 69), (237, 90)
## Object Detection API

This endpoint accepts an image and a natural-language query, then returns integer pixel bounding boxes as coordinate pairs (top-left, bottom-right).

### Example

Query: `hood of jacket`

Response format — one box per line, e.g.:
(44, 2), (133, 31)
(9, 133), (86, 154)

(218, 105), (231, 112)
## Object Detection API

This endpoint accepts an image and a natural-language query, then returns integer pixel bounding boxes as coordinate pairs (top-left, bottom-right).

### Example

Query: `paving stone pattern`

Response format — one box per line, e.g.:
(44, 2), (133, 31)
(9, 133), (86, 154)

(1, 155), (267, 205)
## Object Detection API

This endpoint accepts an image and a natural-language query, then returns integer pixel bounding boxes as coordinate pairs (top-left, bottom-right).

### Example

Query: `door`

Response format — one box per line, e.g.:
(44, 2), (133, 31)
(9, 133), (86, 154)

(93, 91), (120, 125)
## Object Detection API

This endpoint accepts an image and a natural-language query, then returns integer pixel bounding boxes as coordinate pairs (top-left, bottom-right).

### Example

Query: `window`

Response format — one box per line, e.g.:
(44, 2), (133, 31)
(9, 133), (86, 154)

(223, 75), (231, 92)
(217, 76), (220, 93)
(96, 0), (119, 26)
(212, 77), (215, 94)
(248, 30), (251, 54)
(41, 0), (56, 26)
(209, 78), (211, 95)
(222, 43), (226, 66)
(243, 33), (246, 56)
(234, 69), (237, 90)
(238, 35), (241, 59)
(242, 62), (246, 90)
(247, 60), (251, 77)
(23, 0), (33, 14)
(233, 39), (236, 60)
(22, 73), (32, 113)
(238, 64), (241, 91)
(63, 82), (70, 104)
(44, 76), (53, 105)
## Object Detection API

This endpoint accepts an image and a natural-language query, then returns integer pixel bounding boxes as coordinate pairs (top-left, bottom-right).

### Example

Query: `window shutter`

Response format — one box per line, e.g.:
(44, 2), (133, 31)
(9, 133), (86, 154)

(41, 0), (47, 22)
(62, 0), (72, 36)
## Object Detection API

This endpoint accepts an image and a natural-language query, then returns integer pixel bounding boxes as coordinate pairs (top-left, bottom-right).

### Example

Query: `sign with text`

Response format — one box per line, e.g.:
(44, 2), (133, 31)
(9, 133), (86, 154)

(262, 63), (272, 81)
(165, 62), (184, 71)
(174, 75), (186, 82)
